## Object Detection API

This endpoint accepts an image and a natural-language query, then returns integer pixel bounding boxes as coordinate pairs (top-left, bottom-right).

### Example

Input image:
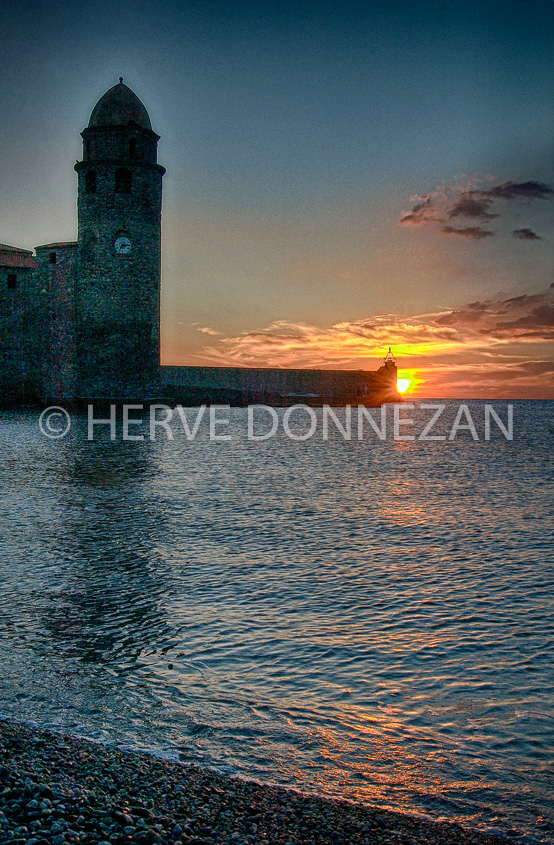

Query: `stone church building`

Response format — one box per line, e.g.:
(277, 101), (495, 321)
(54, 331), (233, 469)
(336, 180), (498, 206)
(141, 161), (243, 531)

(1, 81), (398, 407)
(1, 79), (163, 403)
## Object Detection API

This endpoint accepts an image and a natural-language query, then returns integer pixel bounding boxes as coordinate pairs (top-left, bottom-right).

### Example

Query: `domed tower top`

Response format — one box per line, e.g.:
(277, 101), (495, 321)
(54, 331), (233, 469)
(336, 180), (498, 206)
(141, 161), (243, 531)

(88, 78), (152, 130)
(79, 77), (162, 164)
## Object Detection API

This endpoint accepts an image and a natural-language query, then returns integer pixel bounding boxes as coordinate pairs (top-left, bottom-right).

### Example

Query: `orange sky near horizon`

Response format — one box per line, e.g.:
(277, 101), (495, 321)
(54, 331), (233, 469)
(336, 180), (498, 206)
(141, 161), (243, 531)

(159, 180), (553, 400)
(162, 283), (554, 399)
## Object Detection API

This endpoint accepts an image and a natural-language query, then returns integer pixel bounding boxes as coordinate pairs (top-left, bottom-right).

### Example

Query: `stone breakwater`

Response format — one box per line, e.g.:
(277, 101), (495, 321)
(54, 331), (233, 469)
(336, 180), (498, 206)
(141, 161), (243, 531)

(0, 721), (509, 845)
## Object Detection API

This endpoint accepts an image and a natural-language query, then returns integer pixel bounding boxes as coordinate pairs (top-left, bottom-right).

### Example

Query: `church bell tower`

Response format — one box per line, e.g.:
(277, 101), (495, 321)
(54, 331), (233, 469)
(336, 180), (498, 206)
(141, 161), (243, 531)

(74, 78), (165, 399)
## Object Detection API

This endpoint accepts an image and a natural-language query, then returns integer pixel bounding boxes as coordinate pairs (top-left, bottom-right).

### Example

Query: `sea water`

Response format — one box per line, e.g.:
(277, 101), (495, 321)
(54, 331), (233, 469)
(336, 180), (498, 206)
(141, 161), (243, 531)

(0, 401), (552, 841)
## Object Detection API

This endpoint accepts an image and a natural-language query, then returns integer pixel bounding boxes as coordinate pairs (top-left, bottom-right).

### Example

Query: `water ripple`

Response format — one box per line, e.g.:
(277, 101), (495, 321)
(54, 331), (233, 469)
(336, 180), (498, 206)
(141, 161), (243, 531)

(0, 402), (553, 842)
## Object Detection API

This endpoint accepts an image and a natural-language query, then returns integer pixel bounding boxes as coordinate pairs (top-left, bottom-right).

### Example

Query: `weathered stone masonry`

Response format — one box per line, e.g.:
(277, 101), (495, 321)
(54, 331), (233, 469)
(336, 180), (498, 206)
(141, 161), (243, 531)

(74, 81), (165, 399)
(0, 79), (165, 403)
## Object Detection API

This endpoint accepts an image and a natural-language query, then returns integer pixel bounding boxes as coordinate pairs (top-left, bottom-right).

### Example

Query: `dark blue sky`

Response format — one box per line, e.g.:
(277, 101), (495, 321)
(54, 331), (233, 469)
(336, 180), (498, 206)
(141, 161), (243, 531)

(1, 0), (553, 394)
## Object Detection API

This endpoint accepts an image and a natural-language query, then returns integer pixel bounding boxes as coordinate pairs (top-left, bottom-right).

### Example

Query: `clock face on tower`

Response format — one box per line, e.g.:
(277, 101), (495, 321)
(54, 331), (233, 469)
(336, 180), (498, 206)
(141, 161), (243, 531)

(114, 236), (132, 255)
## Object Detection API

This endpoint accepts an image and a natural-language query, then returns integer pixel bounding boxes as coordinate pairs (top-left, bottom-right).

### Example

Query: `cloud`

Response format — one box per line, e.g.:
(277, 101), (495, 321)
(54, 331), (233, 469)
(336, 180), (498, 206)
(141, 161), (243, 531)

(513, 228), (541, 240)
(412, 358), (554, 398)
(486, 181), (554, 200)
(199, 317), (464, 370)
(441, 225), (494, 239)
(400, 177), (552, 240)
(435, 301), (490, 326)
(398, 196), (442, 226)
(199, 286), (554, 372)
(490, 301), (554, 338)
(436, 290), (554, 341)
(447, 192), (497, 220)
(197, 326), (221, 335)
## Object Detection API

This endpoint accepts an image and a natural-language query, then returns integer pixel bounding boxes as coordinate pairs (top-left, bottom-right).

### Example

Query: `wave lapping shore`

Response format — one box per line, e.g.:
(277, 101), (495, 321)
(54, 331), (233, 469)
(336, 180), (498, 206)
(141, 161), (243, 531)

(0, 721), (510, 845)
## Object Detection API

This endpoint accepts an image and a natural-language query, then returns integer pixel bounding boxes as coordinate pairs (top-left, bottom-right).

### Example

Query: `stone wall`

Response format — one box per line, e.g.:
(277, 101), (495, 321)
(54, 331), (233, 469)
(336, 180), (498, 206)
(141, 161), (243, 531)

(73, 135), (164, 399)
(0, 248), (43, 402)
(161, 363), (400, 406)
(35, 243), (78, 401)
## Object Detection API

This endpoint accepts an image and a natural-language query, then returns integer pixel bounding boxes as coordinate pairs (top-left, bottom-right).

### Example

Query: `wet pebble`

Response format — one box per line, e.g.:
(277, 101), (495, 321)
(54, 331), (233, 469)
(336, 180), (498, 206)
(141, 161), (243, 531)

(0, 720), (512, 845)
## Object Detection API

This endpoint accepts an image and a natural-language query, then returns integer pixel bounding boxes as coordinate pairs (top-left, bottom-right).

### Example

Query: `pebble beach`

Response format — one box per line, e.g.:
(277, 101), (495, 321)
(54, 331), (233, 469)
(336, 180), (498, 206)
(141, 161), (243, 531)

(0, 720), (511, 845)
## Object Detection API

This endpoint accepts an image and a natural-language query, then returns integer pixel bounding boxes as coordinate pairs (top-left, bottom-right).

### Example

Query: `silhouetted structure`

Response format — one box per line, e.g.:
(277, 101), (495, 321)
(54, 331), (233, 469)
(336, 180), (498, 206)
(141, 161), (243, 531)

(0, 81), (399, 406)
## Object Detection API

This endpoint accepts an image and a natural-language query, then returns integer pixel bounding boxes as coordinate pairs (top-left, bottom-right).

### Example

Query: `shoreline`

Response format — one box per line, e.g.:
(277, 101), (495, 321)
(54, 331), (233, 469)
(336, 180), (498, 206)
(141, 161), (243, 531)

(0, 720), (511, 844)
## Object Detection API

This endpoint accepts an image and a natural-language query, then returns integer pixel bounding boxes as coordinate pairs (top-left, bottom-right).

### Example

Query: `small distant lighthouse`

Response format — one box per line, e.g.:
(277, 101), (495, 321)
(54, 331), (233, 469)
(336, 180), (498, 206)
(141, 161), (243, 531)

(373, 346), (401, 402)
(383, 346), (397, 366)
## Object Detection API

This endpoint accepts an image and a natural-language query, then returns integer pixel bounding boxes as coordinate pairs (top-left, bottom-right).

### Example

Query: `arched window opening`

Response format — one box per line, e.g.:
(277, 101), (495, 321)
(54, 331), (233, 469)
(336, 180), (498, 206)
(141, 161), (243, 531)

(7, 274), (17, 290)
(115, 167), (132, 193)
(129, 138), (137, 159)
(85, 139), (91, 159)
(49, 252), (57, 265)
(85, 169), (97, 194)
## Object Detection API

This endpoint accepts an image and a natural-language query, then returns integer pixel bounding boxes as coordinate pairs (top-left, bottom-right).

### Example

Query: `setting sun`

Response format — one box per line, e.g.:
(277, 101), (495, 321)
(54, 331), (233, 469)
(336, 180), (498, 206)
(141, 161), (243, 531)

(396, 369), (423, 395)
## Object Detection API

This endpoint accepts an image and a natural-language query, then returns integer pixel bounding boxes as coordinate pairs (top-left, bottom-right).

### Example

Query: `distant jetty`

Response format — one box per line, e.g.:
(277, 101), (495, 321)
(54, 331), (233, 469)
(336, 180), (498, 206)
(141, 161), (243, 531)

(161, 356), (401, 408)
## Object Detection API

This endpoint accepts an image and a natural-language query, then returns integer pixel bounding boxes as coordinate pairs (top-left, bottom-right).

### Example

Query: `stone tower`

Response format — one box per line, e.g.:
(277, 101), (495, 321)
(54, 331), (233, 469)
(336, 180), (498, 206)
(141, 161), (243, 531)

(74, 78), (165, 399)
